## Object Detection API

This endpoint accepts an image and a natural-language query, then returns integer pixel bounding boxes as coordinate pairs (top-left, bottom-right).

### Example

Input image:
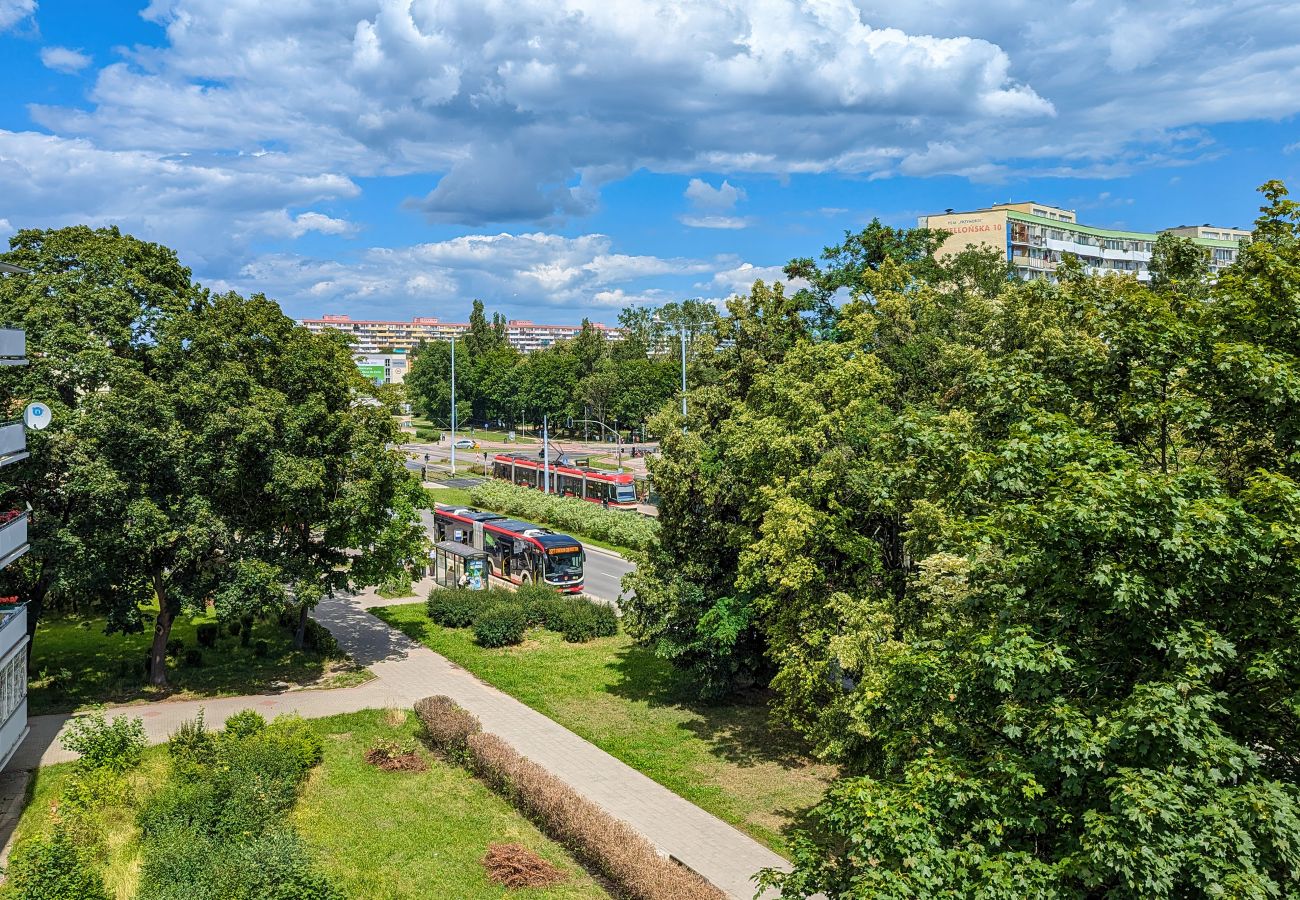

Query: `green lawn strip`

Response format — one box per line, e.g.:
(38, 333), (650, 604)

(28, 608), (372, 716)
(426, 487), (635, 556)
(370, 604), (836, 856)
(296, 710), (608, 899)
(11, 711), (608, 900)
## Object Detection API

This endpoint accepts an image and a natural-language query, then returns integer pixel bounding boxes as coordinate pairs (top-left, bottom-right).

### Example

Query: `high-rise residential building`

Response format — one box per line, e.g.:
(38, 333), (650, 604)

(918, 202), (1251, 282)
(300, 314), (621, 355)
(0, 261), (31, 770)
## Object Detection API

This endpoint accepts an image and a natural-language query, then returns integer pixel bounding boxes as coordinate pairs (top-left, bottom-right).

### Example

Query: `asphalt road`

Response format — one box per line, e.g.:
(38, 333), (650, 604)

(417, 508), (634, 606)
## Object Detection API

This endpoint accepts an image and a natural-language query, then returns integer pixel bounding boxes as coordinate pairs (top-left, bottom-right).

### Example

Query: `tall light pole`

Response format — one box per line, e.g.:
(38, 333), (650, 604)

(450, 336), (457, 475)
(542, 413), (550, 494)
(680, 325), (689, 432)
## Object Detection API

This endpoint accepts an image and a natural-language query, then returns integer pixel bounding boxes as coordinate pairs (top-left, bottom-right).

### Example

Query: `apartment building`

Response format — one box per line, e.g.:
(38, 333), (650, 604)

(918, 202), (1251, 282)
(0, 262), (31, 770)
(301, 314), (622, 354)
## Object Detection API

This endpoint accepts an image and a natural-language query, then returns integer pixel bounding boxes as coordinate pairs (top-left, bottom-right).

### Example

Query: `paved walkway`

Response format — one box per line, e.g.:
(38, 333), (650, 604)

(7, 581), (786, 899)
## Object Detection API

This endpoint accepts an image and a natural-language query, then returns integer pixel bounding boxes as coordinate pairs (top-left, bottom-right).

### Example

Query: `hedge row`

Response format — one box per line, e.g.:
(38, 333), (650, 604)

(414, 695), (726, 900)
(468, 479), (659, 551)
(427, 584), (618, 647)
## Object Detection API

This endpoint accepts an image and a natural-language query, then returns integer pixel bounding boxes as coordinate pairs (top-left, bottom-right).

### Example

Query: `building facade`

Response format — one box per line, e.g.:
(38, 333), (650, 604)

(918, 202), (1251, 282)
(355, 352), (410, 385)
(0, 262), (31, 770)
(302, 314), (621, 355)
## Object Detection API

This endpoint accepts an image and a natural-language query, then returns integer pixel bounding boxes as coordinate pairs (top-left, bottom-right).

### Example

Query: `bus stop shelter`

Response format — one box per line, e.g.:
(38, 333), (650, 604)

(431, 540), (489, 590)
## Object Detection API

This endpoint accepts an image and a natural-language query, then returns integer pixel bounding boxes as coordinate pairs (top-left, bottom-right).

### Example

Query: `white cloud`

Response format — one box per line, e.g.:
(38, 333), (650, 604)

(684, 178), (746, 211)
(0, 0), (34, 32)
(703, 262), (805, 297)
(28, 0), (1055, 226)
(211, 231), (745, 321)
(39, 46), (91, 74)
(679, 215), (751, 230)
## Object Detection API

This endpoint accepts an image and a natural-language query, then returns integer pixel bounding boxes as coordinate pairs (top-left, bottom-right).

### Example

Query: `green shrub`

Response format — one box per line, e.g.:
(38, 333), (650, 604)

(302, 619), (340, 657)
(182, 648), (203, 668)
(137, 825), (342, 900)
(252, 639), (269, 657)
(60, 710), (146, 773)
(223, 709), (267, 740)
(168, 710), (213, 764)
(468, 479), (659, 551)
(426, 587), (508, 627)
(4, 826), (112, 900)
(262, 714), (325, 770)
(196, 623), (219, 647)
(556, 599), (620, 643)
(473, 603), (527, 648)
(227, 620), (244, 638)
(165, 637), (184, 657)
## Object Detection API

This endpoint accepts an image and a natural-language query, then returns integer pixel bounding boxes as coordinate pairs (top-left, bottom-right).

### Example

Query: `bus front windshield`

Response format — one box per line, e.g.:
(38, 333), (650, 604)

(545, 550), (584, 579)
(616, 486), (636, 503)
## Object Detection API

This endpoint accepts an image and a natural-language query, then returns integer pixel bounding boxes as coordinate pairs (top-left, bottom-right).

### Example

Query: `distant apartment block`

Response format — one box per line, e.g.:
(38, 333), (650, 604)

(301, 314), (621, 355)
(918, 202), (1251, 282)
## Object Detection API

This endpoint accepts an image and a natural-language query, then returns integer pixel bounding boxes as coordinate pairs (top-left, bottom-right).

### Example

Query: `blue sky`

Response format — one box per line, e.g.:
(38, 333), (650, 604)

(2, 0), (1298, 325)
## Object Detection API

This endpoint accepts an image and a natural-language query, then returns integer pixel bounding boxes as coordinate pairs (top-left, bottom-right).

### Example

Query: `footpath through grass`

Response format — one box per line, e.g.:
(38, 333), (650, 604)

(27, 608), (371, 716)
(371, 603), (835, 855)
(11, 710), (608, 900)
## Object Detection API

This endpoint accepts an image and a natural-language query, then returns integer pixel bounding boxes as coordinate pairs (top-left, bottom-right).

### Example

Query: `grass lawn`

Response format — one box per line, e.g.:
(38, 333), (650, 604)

(298, 710), (608, 899)
(11, 710), (608, 900)
(27, 608), (372, 716)
(370, 604), (836, 855)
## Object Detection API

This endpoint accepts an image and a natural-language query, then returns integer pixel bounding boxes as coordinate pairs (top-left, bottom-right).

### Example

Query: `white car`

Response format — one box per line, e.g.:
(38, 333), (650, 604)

(452, 438), (479, 449)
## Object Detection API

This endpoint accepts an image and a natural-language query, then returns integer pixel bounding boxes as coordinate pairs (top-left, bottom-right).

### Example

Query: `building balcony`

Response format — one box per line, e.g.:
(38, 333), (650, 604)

(0, 328), (25, 366)
(0, 421), (26, 468)
(1013, 255), (1057, 271)
(0, 512), (28, 571)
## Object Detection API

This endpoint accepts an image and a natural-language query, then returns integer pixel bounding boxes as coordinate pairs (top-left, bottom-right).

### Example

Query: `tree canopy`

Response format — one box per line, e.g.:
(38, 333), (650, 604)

(0, 226), (427, 683)
(626, 184), (1300, 897)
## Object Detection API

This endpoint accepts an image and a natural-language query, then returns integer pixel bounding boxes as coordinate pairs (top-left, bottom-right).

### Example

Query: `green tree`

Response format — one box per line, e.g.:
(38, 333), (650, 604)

(0, 227), (195, 656)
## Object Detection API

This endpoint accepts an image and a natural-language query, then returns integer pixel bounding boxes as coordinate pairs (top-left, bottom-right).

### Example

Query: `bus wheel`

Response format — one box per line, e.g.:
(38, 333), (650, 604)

(519, 575), (531, 586)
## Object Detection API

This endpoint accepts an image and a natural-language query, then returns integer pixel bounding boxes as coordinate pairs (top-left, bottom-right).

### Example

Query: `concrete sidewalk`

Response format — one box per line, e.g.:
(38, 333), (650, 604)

(7, 583), (786, 899)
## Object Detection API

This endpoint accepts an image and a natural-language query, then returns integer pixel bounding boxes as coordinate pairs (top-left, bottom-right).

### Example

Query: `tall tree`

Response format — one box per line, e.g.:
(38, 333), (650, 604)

(0, 226), (194, 657)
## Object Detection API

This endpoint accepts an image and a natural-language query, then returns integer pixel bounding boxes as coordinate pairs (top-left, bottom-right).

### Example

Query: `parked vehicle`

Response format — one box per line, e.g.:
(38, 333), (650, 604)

(452, 438), (479, 449)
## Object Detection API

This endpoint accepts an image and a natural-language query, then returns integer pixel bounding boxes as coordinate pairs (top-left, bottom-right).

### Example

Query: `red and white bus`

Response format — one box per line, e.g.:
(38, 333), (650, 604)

(492, 453), (638, 510)
(432, 505), (585, 593)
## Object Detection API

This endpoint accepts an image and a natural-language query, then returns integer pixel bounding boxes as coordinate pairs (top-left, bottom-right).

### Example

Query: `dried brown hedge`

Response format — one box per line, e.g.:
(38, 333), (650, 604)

(466, 731), (727, 900)
(413, 695), (725, 899)
(482, 842), (567, 888)
(413, 695), (481, 759)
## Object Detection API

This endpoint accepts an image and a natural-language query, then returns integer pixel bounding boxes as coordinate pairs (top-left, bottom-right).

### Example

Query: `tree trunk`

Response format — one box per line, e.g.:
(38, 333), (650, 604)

(148, 572), (174, 687)
(22, 573), (51, 675)
(293, 603), (309, 650)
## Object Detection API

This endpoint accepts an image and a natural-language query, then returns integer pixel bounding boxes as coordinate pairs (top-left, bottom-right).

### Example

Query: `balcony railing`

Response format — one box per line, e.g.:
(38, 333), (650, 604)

(0, 421), (25, 467)
(0, 329), (25, 365)
(0, 512), (28, 569)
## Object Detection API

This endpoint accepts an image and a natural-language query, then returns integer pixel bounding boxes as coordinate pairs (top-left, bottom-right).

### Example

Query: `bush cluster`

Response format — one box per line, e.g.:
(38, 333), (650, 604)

(417, 695), (724, 900)
(59, 709), (147, 773)
(468, 479), (658, 551)
(137, 712), (335, 900)
(3, 826), (112, 900)
(413, 695), (481, 763)
(428, 583), (618, 647)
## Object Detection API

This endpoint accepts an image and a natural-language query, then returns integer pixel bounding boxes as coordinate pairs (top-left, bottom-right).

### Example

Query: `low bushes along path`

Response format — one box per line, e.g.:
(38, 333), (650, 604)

(6, 578), (787, 900)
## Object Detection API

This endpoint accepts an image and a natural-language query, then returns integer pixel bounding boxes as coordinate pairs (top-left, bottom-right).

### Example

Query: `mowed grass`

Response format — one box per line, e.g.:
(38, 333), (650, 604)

(28, 608), (371, 716)
(371, 604), (836, 855)
(297, 710), (608, 899)
(10, 710), (608, 900)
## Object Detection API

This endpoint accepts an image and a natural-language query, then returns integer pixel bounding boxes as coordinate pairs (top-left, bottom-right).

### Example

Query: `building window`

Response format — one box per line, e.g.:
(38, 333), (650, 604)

(0, 646), (26, 724)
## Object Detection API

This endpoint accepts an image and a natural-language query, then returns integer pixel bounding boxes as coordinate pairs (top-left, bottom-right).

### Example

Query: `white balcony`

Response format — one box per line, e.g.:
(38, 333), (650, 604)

(0, 329), (24, 365)
(0, 422), (25, 467)
(0, 513), (28, 570)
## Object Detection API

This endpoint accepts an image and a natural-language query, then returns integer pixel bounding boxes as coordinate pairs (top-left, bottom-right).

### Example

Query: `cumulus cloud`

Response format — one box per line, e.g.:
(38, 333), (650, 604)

(214, 231), (740, 321)
(39, 46), (91, 73)
(684, 178), (746, 212)
(0, 0), (34, 32)
(29, 0), (1055, 226)
(679, 215), (750, 230)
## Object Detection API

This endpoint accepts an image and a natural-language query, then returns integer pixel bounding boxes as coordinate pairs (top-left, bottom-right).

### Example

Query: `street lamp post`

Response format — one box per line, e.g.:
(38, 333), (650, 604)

(680, 325), (689, 432)
(450, 336), (457, 475)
